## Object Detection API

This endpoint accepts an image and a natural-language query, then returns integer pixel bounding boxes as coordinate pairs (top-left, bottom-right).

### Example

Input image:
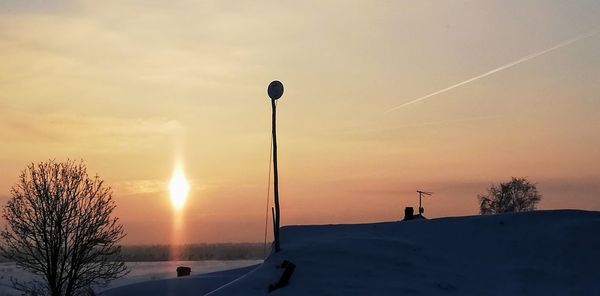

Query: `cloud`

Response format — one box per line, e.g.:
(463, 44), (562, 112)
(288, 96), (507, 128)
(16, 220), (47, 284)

(113, 177), (210, 197)
(113, 179), (167, 195)
(0, 109), (183, 152)
(0, 0), (79, 16)
(0, 1), (264, 113)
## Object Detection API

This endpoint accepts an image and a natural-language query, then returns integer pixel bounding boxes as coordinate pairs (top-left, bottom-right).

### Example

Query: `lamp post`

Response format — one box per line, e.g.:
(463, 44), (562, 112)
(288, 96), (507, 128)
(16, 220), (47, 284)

(268, 80), (284, 252)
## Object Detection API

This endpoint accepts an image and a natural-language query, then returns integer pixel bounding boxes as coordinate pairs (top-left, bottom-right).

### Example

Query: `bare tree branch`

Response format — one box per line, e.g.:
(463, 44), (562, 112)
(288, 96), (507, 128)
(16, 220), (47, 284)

(1, 160), (128, 296)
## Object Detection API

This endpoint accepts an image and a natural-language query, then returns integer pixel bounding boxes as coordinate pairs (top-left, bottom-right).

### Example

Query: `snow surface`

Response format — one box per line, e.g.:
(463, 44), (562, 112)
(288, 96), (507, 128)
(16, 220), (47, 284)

(98, 260), (261, 295)
(100, 264), (259, 296)
(207, 210), (600, 296)
(0, 261), (261, 296)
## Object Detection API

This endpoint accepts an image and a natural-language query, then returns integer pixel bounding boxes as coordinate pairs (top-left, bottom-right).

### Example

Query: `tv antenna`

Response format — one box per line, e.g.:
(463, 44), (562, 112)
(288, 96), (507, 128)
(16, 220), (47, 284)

(268, 80), (284, 252)
(416, 190), (433, 216)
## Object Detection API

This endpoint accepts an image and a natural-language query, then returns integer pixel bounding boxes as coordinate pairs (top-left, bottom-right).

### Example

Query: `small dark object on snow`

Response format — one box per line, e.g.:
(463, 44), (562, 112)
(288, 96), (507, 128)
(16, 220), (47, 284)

(176, 266), (191, 277)
(278, 260), (291, 268)
(404, 207), (415, 220)
(268, 260), (296, 292)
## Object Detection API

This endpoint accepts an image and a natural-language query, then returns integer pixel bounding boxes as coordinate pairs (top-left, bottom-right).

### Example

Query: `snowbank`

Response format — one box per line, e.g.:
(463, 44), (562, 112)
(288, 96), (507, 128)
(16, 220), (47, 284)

(209, 210), (600, 295)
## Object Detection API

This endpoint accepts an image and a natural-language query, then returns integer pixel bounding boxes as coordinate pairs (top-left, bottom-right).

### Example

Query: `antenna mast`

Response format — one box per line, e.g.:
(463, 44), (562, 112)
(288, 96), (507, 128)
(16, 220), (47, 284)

(416, 190), (433, 216)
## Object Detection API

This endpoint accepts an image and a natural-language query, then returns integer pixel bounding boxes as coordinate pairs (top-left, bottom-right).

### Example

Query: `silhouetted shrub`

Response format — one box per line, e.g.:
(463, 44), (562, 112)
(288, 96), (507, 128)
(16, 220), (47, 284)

(478, 177), (542, 215)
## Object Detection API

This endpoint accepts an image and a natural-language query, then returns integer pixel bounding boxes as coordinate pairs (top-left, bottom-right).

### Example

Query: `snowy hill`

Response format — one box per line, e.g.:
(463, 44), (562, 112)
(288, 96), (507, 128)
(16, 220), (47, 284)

(100, 264), (259, 296)
(208, 210), (600, 296)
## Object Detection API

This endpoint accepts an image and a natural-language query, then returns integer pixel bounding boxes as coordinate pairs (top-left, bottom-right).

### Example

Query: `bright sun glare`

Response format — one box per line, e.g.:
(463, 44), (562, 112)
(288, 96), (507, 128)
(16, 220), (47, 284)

(169, 166), (189, 211)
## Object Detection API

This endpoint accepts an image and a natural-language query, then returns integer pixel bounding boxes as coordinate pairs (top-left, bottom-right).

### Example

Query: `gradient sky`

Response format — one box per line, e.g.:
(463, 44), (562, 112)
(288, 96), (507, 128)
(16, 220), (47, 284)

(1, 0), (599, 244)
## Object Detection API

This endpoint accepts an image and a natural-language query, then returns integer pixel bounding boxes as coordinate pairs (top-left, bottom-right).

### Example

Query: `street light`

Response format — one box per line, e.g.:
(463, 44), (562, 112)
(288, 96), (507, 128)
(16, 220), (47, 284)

(268, 80), (284, 252)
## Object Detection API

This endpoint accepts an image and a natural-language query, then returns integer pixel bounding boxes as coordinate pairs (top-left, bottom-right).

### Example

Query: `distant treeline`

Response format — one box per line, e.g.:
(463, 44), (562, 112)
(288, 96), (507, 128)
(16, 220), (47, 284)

(0, 243), (266, 262)
(118, 243), (266, 261)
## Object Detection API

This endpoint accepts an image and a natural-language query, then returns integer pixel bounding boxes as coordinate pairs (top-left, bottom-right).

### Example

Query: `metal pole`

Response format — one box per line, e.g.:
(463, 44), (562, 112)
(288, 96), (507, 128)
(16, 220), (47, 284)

(267, 80), (283, 253)
(272, 99), (281, 252)
(419, 192), (422, 215)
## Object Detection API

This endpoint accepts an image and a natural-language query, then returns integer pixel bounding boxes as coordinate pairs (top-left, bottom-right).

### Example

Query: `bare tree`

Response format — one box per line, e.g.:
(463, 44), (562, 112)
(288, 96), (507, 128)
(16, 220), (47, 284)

(478, 177), (542, 215)
(1, 160), (127, 296)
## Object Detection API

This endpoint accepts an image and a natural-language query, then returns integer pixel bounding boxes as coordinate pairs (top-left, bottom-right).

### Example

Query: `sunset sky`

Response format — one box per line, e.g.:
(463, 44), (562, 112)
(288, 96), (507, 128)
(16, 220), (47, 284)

(1, 0), (599, 244)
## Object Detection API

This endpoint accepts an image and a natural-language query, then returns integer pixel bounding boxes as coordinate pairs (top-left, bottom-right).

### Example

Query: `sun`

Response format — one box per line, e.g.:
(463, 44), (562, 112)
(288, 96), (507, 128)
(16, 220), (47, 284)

(169, 166), (189, 211)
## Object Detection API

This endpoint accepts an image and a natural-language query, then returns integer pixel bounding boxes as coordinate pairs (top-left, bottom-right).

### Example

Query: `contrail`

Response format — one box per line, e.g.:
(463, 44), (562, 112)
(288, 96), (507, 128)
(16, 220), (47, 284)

(387, 29), (600, 113)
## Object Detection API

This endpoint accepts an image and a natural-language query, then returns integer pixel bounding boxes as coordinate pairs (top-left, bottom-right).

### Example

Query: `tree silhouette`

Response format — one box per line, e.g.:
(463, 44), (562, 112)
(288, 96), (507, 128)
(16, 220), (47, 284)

(1, 160), (127, 296)
(478, 177), (542, 215)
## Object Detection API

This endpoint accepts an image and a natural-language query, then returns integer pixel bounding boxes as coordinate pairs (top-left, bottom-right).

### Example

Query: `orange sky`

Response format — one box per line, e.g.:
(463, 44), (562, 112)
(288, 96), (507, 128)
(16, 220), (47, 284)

(1, 1), (599, 244)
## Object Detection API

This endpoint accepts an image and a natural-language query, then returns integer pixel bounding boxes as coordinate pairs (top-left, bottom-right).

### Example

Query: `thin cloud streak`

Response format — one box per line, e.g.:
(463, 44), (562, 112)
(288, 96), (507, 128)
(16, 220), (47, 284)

(387, 29), (600, 113)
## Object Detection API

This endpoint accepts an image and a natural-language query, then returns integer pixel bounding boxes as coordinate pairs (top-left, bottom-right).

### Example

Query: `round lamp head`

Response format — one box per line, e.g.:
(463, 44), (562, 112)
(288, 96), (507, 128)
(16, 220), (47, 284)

(268, 80), (284, 100)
